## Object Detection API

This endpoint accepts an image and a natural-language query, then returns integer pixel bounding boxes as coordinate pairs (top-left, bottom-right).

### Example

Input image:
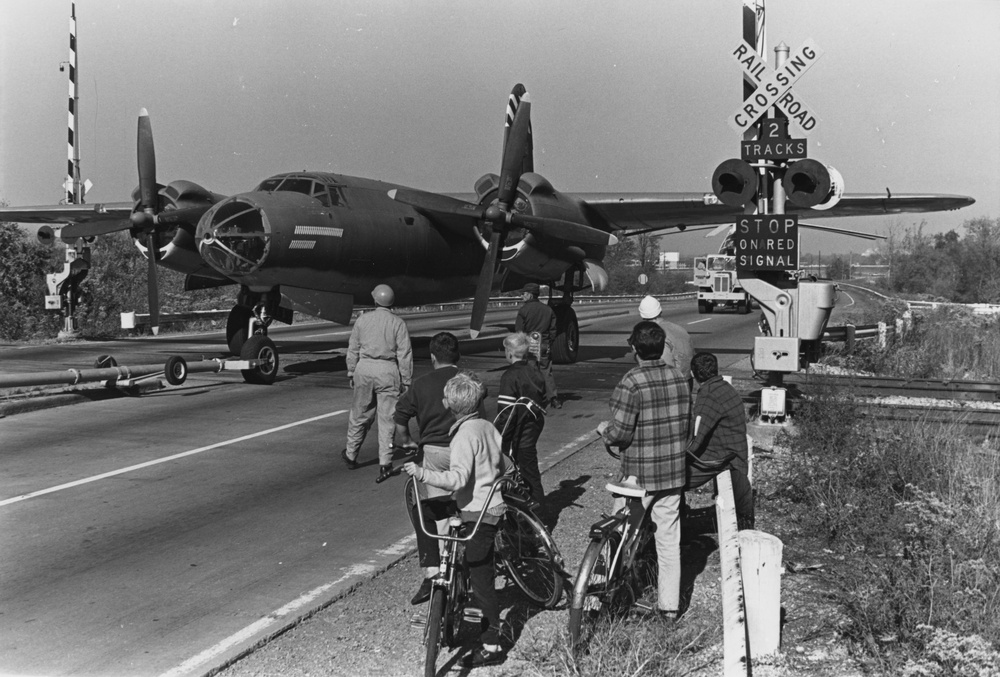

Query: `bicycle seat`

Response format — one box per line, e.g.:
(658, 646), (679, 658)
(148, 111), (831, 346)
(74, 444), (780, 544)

(605, 481), (647, 498)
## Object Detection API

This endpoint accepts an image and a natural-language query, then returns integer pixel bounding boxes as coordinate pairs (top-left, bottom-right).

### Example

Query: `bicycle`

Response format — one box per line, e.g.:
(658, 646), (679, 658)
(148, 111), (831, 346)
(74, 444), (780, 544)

(492, 396), (566, 609)
(566, 439), (659, 652)
(567, 437), (745, 651)
(381, 459), (563, 676)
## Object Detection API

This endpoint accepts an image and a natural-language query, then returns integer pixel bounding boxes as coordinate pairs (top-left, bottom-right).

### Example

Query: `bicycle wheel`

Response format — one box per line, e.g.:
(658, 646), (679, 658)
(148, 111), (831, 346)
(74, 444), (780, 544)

(495, 504), (564, 609)
(444, 566), (467, 648)
(424, 587), (446, 677)
(624, 525), (658, 606)
(567, 534), (619, 650)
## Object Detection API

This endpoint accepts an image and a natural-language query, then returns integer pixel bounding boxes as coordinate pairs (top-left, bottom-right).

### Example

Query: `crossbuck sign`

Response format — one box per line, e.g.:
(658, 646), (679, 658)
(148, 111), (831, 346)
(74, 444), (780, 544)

(728, 38), (824, 136)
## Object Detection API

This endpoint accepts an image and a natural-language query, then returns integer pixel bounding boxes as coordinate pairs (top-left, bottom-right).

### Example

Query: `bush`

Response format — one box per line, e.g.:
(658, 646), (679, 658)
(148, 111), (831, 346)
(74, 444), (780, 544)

(773, 391), (1000, 673)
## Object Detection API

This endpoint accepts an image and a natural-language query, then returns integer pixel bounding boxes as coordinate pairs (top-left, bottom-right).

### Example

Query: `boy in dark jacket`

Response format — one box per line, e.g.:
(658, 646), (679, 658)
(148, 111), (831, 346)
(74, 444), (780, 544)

(494, 332), (547, 506)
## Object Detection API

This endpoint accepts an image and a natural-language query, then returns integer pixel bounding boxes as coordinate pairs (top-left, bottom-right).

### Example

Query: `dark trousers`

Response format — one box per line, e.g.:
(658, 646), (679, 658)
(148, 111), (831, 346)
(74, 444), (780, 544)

(465, 520), (500, 645)
(685, 466), (754, 527)
(410, 497), (456, 568)
(509, 420), (545, 503)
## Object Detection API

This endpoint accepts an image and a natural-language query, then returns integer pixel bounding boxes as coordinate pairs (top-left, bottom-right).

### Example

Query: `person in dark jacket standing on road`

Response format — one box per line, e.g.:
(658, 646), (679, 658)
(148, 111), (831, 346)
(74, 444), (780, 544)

(393, 332), (462, 605)
(495, 332), (547, 507)
(515, 282), (560, 409)
(342, 284), (413, 482)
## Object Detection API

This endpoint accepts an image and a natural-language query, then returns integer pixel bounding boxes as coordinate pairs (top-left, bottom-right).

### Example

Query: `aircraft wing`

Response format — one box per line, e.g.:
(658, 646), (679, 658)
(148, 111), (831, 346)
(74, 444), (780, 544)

(0, 202), (134, 237)
(570, 192), (975, 234)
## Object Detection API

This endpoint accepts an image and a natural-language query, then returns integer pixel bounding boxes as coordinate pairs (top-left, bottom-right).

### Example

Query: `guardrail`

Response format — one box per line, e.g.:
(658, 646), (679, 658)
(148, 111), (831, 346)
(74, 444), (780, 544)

(121, 293), (697, 331)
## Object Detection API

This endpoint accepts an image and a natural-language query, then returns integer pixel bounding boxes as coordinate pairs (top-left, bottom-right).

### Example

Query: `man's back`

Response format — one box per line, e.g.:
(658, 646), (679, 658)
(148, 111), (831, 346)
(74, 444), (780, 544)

(603, 359), (690, 492)
(656, 318), (693, 377)
(394, 365), (459, 447)
(689, 375), (748, 474)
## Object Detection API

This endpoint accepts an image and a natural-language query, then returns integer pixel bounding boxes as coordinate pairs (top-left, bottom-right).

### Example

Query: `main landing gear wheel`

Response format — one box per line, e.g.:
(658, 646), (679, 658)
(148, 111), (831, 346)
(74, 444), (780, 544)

(240, 335), (279, 385)
(226, 305), (254, 356)
(550, 305), (579, 364)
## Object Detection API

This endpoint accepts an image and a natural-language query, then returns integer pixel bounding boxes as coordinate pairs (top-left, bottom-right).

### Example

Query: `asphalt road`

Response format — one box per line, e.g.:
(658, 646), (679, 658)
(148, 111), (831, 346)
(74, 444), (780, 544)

(0, 298), (762, 677)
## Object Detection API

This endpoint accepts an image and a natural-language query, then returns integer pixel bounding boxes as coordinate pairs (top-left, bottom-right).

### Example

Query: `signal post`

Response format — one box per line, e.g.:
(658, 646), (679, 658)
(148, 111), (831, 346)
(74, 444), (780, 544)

(713, 33), (842, 420)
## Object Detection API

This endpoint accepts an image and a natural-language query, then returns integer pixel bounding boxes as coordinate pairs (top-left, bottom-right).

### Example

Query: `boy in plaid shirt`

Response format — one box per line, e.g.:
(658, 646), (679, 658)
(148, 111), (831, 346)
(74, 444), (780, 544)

(598, 321), (689, 619)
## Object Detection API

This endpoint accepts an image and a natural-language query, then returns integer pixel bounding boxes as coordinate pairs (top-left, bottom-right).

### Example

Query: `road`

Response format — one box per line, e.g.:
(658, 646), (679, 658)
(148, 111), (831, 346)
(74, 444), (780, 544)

(0, 298), (762, 677)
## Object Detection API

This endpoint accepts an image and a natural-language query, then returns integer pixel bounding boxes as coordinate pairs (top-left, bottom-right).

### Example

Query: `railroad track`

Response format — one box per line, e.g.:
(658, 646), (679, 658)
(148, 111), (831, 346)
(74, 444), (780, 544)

(741, 372), (1000, 437)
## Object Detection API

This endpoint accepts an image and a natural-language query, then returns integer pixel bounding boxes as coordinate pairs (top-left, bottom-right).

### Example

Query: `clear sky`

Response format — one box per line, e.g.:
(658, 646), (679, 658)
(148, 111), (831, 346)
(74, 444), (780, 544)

(1, 0), (997, 259)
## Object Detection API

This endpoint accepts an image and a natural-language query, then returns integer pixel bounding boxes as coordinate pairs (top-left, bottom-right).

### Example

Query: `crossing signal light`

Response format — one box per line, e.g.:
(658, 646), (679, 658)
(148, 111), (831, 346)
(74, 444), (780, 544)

(712, 159), (758, 207)
(783, 159), (843, 210)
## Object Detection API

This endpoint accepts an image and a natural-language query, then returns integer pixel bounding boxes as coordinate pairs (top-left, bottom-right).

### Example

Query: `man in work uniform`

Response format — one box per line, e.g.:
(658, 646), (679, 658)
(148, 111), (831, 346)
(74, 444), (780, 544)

(639, 295), (693, 390)
(515, 282), (560, 409)
(342, 284), (413, 482)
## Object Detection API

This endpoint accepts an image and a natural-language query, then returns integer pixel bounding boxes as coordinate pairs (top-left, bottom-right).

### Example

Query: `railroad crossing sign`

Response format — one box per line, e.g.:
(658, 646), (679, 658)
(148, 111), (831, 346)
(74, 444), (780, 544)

(729, 38), (824, 136)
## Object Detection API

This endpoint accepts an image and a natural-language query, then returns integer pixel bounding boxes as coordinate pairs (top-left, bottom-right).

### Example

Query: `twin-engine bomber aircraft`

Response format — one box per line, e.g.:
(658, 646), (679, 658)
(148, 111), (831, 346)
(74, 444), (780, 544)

(0, 84), (973, 364)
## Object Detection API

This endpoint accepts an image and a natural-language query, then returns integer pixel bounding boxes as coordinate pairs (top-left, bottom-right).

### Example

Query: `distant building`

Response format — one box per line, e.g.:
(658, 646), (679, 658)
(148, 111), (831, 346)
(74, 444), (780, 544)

(658, 252), (680, 270)
(850, 264), (890, 281)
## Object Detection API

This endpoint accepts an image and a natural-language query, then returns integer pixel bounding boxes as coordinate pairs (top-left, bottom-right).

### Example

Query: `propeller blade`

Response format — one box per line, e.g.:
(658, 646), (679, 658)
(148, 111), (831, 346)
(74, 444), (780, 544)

(146, 231), (160, 335)
(497, 93), (531, 208)
(137, 109), (157, 213)
(388, 188), (482, 218)
(469, 230), (501, 339)
(510, 212), (618, 246)
(505, 84), (533, 174)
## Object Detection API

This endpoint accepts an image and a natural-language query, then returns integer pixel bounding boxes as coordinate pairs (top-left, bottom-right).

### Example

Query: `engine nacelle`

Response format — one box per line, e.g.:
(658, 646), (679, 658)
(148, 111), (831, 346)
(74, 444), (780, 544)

(712, 159), (759, 207)
(783, 159), (844, 210)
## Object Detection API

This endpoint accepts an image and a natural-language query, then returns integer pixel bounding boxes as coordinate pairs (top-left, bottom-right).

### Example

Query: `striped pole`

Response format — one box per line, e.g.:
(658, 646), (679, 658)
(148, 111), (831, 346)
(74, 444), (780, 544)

(66, 2), (81, 204)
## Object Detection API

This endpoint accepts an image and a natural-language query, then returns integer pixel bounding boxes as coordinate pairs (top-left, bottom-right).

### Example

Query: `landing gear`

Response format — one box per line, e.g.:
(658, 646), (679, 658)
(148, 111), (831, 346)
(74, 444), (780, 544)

(550, 305), (579, 364)
(226, 288), (284, 356)
(226, 305), (254, 355)
(240, 335), (280, 385)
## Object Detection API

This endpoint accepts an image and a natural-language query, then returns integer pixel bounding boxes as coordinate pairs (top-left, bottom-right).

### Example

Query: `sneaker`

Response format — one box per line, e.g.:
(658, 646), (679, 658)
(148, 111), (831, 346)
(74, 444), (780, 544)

(341, 449), (359, 470)
(410, 577), (434, 605)
(377, 464), (394, 482)
(461, 645), (504, 668)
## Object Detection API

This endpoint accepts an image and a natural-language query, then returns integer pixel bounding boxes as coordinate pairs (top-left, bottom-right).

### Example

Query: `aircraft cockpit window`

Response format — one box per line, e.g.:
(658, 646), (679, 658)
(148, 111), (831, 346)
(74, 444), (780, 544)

(257, 178), (283, 192)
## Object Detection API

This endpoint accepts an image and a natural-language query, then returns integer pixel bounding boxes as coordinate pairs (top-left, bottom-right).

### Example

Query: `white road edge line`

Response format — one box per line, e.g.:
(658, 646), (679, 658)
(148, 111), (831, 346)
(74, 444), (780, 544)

(687, 318), (713, 325)
(0, 410), (348, 508)
(159, 533), (418, 677)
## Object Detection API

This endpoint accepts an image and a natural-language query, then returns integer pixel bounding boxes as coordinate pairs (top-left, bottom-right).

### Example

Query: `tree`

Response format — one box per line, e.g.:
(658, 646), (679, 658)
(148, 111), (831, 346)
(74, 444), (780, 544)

(0, 223), (62, 340)
(827, 256), (851, 280)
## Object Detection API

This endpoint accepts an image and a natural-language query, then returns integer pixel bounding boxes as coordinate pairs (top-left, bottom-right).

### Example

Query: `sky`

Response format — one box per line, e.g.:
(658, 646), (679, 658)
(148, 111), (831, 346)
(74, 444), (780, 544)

(1, 0), (998, 260)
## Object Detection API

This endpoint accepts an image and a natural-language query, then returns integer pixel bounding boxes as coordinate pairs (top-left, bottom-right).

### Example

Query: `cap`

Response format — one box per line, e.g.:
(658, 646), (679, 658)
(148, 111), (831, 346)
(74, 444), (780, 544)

(638, 295), (661, 319)
(523, 283), (541, 295)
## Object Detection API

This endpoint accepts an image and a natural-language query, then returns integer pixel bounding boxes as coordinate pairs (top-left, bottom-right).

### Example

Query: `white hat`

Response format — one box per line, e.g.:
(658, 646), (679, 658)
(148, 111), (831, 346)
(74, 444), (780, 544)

(638, 295), (661, 319)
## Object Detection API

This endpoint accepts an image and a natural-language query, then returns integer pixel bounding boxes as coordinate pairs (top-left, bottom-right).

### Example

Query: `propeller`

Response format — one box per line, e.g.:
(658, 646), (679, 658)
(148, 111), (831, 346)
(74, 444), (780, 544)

(390, 86), (617, 338)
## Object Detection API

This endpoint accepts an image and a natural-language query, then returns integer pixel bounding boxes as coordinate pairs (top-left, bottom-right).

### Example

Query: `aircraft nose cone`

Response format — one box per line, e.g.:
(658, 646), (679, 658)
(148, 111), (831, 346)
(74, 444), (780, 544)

(197, 196), (271, 277)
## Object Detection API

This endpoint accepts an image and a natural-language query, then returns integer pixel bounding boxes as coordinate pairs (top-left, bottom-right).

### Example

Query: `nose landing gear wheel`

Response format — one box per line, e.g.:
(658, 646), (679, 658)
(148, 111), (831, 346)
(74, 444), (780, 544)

(240, 335), (279, 385)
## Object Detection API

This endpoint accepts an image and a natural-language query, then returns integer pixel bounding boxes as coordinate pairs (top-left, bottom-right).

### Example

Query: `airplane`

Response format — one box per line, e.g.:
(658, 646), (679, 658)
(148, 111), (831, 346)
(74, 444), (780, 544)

(0, 83), (974, 367)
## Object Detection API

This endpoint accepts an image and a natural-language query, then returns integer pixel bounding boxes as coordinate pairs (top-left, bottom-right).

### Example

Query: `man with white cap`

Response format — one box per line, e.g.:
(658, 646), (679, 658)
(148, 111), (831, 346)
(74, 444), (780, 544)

(638, 295), (693, 387)
(342, 283), (413, 481)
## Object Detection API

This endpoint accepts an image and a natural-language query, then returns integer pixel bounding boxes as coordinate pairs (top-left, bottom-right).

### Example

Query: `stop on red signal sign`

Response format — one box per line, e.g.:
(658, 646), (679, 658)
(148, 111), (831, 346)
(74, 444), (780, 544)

(735, 215), (799, 273)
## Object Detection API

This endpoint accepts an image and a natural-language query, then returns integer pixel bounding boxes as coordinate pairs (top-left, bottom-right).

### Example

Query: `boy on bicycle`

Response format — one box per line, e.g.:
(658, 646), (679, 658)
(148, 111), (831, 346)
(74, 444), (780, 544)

(495, 332), (547, 508)
(403, 371), (509, 668)
(597, 321), (690, 620)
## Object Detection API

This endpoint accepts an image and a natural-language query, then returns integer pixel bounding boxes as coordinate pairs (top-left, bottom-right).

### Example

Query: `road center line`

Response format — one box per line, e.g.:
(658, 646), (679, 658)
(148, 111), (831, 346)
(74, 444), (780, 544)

(687, 318), (714, 325)
(0, 410), (348, 508)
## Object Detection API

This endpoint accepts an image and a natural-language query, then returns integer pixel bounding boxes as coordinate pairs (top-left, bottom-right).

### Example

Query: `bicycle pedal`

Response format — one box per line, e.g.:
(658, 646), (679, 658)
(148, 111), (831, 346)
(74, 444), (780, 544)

(410, 613), (426, 629)
(463, 607), (484, 623)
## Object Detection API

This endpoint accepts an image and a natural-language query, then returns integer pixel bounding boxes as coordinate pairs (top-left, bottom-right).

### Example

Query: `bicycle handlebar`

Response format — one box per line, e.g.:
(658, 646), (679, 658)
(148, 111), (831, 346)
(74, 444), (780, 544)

(596, 428), (621, 460)
(408, 475), (515, 545)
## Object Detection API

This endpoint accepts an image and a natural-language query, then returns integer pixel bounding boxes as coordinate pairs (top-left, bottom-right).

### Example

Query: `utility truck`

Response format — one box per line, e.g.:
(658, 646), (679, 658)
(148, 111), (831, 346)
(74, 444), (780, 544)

(692, 254), (752, 314)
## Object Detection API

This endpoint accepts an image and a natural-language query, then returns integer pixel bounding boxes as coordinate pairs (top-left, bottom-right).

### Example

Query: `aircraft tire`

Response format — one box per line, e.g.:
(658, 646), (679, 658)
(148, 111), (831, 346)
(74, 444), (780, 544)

(240, 335), (280, 385)
(164, 356), (188, 386)
(226, 305), (254, 356)
(550, 305), (579, 364)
